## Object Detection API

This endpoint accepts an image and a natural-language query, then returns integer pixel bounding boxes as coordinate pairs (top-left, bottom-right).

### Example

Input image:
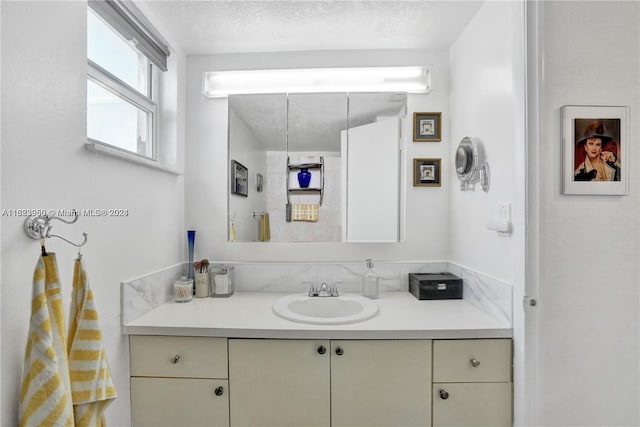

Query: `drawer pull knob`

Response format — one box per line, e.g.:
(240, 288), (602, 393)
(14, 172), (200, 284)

(470, 358), (480, 368)
(214, 386), (224, 396)
(335, 346), (344, 356)
(439, 389), (449, 400)
(171, 354), (181, 364)
(317, 345), (327, 355)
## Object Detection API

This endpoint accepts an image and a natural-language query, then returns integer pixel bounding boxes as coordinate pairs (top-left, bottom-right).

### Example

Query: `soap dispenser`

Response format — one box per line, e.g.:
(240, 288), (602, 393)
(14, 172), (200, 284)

(362, 259), (379, 299)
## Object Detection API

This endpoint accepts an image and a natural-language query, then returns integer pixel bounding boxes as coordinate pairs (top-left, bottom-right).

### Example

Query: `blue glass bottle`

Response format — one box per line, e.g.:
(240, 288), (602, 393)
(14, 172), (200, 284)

(297, 168), (311, 188)
(187, 230), (196, 282)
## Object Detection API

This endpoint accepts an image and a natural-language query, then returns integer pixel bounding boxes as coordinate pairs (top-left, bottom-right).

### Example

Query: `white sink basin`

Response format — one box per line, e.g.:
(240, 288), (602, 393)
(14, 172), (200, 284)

(273, 293), (378, 325)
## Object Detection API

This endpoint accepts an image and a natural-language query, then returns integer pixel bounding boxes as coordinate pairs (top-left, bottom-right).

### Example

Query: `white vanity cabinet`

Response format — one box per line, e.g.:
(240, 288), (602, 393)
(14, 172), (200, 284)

(330, 340), (432, 427)
(228, 339), (431, 427)
(129, 336), (229, 427)
(432, 339), (512, 427)
(228, 339), (331, 427)
(129, 336), (512, 427)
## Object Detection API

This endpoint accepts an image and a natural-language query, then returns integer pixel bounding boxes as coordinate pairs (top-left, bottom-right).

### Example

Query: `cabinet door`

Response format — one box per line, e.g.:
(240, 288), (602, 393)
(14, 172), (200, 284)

(331, 340), (431, 427)
(343, 117), (400, 242)
(228, 339), (330, 427)
(131, 377), (229, 427)
(432, 382), (512, 427)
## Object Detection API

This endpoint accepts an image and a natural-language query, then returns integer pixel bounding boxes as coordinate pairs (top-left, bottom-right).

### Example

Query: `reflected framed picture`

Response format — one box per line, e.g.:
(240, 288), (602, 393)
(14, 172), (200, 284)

(413, 158), (441, 187)
(231, 159), (248, 197)
(562, 105), (629, 195)
(256, 173), (264, 192)
(413, 112), (442, 142)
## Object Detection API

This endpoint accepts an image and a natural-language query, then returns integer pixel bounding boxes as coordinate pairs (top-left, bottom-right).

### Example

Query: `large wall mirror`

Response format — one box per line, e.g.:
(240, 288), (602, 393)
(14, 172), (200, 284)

(228, 92), (406, 243)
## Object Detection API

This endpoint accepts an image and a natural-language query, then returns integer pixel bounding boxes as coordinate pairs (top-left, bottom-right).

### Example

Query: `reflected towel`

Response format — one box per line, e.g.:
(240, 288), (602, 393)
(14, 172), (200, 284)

(291, 204), (304, 221)
(305, 204), (319, 222)
(67, 258), (116, 426)
(292, 204), (319, 222)
(259, 213), (270, 242)
(19, 254), (75, 427)
(230, 222), (237, 242)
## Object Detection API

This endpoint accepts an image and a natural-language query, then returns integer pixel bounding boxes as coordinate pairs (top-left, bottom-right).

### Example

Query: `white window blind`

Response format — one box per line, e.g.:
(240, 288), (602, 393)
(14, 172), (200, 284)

(88, 0), (170, 71)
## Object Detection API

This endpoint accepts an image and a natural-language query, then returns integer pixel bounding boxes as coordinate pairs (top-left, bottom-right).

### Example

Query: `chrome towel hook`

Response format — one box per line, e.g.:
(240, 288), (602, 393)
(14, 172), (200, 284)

(24, 212), (88, 248)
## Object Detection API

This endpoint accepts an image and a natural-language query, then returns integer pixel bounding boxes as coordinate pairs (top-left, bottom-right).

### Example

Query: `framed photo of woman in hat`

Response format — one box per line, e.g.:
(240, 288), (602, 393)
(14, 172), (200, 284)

(562, 105), (629, 195)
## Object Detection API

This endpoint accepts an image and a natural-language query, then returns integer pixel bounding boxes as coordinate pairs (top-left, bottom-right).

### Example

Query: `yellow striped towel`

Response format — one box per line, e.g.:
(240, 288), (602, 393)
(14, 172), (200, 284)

(67, 258), (116, 426)
(19, 253), (75, 427)
(292, 204), (319, 222)
(305, 204), (319, 222)
(259, 213), (271, 242)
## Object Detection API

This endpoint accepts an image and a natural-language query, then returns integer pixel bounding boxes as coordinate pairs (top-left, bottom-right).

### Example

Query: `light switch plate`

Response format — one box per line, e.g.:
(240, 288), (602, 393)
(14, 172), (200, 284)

(497, 203), (512, 236)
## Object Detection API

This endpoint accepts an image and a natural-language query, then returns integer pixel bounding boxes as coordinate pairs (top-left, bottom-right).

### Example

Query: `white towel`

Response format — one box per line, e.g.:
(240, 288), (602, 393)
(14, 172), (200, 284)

(19, 253), (75, 427)
(67, 257), (116, 426)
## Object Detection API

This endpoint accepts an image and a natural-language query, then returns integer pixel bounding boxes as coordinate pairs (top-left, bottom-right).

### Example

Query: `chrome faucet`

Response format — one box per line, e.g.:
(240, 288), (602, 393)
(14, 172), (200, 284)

(308, 282), (339, 297)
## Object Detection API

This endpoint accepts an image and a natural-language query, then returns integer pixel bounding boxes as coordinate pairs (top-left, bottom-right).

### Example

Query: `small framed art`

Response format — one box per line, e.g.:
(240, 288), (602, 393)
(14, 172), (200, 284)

(562, 105), (629, 195)
(413, 158), (441, 187)
(231, 159), (248, 197)
(256, 173), (264, 192)
(413, 112), (442, 142)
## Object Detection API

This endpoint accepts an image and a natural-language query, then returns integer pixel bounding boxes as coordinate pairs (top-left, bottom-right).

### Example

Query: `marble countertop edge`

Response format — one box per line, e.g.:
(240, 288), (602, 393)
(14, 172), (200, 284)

(122, 292), (512, 340)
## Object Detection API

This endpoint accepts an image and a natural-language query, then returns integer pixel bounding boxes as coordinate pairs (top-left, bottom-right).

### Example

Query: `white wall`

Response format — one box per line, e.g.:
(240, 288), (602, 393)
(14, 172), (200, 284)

(0, 1), (3, 420)
(186, 49), (451, 262)
(448, 1), (527, 422)
(532, 1), (640, 425)
(449, 0), (524, 283)
(0, 2), (186, 425)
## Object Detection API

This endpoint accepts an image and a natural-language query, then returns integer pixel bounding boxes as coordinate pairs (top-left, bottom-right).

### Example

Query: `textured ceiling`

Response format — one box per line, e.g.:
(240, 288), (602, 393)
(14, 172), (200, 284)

(230, 93), (407, 151)
(141, 1), (482, 151)
(140, 1), (484, 54)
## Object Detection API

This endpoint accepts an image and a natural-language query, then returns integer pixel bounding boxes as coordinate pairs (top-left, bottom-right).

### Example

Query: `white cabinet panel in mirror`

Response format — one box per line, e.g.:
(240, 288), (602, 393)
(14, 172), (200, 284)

(228, 92), (406, 243)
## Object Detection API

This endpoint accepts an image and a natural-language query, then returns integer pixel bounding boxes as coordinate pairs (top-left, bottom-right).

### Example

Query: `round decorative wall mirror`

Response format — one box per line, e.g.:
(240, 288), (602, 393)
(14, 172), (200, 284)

(455, 136), (489, 192)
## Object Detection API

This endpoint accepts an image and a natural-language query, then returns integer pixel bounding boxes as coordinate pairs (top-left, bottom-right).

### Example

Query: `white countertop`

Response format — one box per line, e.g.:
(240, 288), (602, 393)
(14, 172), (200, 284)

(123, 292), (511, 339)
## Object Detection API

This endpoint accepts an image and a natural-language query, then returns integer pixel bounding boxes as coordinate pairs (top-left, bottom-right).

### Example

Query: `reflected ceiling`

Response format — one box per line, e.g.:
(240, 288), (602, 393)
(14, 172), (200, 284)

(230, 93), (406, 151)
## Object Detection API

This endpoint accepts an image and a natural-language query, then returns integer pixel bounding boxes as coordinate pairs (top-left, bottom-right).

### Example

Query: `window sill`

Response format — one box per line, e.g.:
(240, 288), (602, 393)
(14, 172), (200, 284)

(86, 140), (183, 175)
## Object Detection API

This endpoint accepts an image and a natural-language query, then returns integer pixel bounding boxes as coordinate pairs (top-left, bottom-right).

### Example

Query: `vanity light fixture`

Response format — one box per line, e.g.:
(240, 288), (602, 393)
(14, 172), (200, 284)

(203, 66), (431, 98)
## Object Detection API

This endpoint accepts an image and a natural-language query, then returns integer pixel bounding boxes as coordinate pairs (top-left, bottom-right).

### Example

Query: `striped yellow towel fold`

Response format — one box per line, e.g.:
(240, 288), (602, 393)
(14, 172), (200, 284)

(19, 253), (75, 427)
(305, 204), (319, 222)
(291, 204), (304, 221)
(292, 204), (319, 222)
(259, 213), (271, 242)
(67, 257), (116, 426)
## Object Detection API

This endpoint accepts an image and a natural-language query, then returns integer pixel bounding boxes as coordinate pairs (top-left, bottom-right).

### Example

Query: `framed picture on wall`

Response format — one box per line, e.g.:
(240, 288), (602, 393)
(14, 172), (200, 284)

(562, 105), (629, 195)
(256, 173), (264, 192)
(413, 158), (441, 187)
(231, 159), (248, 197)
(413, 112), (442, 142)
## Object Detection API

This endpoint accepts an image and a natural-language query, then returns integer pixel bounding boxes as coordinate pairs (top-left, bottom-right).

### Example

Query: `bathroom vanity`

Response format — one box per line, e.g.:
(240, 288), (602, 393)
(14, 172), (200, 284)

(124, 292), (512, 427)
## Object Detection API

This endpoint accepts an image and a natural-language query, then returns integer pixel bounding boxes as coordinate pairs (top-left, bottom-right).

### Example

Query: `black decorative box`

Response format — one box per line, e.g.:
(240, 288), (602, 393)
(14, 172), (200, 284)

(408, 273), (463, 300)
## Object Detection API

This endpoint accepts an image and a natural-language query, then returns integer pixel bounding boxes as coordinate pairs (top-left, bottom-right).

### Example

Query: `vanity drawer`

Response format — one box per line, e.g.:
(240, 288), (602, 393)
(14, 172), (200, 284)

(131, 377), (229, 427)
(432, 382), (512, 426)
(130, 335), (228, 379)
(433, 339), (511, 382)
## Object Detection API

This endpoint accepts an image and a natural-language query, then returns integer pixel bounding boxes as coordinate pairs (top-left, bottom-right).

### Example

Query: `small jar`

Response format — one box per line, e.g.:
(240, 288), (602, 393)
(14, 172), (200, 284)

(174, 276), (193, 303)
(195, 272), (209, 298)
(210, 265), (235, 297)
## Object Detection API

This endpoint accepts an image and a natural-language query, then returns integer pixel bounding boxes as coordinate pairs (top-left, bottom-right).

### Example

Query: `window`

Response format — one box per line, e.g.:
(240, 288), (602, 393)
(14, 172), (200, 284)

(87, 1), (169, 160)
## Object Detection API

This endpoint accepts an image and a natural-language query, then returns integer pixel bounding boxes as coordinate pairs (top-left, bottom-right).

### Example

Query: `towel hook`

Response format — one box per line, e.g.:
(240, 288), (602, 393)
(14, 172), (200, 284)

(24, 213), (88, 249)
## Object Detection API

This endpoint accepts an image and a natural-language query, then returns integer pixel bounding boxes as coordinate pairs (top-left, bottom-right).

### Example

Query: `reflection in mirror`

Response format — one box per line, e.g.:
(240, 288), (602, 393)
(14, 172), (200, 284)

(228, 94), (287, 242)
(285, 93), (347, 242)
(227, 92), (406, 243)
(343, 93), (406, 242)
